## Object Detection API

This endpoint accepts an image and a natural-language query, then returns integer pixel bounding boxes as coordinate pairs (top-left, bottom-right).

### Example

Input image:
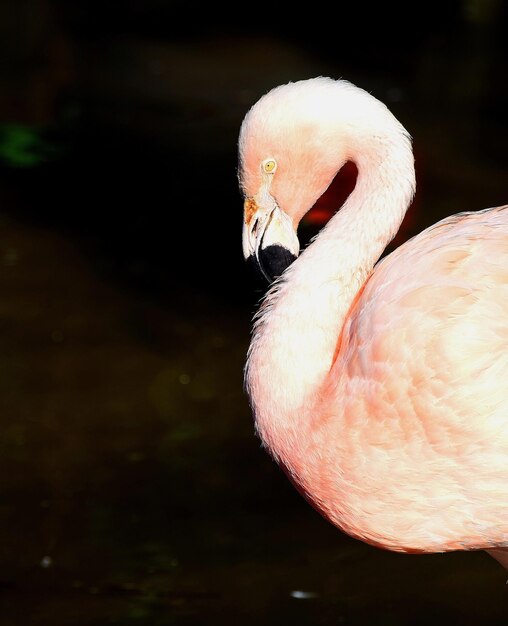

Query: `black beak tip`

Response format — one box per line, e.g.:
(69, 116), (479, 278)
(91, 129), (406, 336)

(247, 244), (298, 284)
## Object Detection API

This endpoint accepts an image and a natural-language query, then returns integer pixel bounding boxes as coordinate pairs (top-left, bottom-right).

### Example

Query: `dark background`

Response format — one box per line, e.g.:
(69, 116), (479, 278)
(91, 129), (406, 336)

(0, 1), (507, 624)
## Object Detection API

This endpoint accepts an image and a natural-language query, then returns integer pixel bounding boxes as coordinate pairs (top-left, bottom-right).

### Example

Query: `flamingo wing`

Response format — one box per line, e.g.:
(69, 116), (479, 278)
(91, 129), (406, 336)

(326, 206), (508, 550)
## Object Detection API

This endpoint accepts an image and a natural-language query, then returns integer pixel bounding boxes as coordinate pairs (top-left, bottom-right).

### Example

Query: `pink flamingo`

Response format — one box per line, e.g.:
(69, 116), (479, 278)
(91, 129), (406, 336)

(239, 77), (508, 569)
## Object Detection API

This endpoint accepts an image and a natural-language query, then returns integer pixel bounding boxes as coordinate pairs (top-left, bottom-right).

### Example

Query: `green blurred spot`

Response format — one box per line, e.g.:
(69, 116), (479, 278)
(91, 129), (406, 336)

(0, 124), (61, 167)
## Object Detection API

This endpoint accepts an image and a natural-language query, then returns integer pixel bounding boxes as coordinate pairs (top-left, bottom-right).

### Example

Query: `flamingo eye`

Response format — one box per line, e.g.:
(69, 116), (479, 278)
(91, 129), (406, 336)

(262, 159), (277, 174)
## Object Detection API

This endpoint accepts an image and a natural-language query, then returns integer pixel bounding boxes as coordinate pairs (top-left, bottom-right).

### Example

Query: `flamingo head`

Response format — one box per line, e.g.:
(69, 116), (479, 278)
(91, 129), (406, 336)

(238, 77), (357, 282)
(238, 77), (412, 282)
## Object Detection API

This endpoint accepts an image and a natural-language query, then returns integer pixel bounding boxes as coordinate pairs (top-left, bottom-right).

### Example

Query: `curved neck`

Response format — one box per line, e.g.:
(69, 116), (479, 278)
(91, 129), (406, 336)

(246, 132), (415, 460)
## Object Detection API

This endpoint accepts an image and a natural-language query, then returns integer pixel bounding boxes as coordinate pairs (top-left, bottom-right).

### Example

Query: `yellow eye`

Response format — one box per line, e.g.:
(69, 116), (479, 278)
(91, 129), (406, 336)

(262, 158), (277, 174)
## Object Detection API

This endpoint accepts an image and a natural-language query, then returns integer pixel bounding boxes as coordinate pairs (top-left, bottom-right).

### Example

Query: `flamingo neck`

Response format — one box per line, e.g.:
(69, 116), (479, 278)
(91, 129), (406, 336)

(246, 132), (415, 463)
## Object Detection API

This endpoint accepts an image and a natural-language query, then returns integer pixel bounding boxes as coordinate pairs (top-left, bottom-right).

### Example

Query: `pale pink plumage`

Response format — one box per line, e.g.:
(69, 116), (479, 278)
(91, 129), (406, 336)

(239, 77), (508, 567)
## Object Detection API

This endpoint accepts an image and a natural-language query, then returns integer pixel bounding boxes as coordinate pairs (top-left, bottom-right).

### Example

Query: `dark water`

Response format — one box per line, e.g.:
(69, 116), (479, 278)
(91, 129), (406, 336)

(1, 3), (508, 624)
(1, 195), (508, 626)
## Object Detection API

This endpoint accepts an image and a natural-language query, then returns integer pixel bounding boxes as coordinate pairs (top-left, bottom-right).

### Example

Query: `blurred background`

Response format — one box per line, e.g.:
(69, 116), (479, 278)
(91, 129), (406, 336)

(0, 1), (507, 624)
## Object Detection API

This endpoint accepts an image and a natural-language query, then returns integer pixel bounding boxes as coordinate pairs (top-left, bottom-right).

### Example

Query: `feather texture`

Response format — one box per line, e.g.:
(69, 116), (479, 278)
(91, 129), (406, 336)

(240, 78), (508, 557)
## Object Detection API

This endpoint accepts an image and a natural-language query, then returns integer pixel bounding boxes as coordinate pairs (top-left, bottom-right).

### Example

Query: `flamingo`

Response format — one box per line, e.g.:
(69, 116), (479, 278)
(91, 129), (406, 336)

(239, 77), (508, 569)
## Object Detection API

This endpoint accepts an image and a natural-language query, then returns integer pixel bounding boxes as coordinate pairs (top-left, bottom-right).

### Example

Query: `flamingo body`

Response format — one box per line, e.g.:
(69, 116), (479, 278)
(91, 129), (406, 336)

(239, 77), (508, 560)
(321, 207), (508, 551)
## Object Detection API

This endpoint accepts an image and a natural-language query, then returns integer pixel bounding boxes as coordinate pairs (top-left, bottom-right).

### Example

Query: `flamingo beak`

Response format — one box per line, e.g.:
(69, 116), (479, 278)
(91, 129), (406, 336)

(242, 195), (299, 283)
